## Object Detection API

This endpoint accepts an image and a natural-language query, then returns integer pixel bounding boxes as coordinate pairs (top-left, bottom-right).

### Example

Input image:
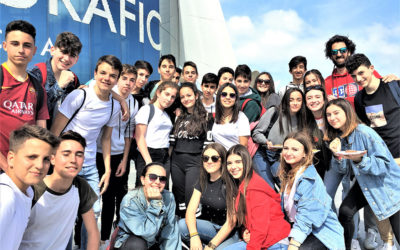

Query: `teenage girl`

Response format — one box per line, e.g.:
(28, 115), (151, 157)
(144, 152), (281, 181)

(211, 83), (250, 150)
(178, 143), (238, 250)
(114, 163), (181, 249)
(135, 81), (179, 187)
(252, 88), (309, 189)
(254, 72), (280, 109)
(170, 82), (213, 217)
(304, 69), (335, 101)
(325, 98), (400, 249)
(278, 131), (344, 250)
(223, 144), (290, 250)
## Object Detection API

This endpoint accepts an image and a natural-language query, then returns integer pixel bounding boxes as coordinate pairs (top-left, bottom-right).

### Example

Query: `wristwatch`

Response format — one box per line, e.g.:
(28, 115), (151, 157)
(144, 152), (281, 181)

(207, 242), (217, 249)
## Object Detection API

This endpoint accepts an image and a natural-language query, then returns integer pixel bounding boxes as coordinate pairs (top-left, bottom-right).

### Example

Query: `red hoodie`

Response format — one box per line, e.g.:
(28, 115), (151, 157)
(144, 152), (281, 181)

(235, 172), (290, 249)
(325, 68), (381, 108)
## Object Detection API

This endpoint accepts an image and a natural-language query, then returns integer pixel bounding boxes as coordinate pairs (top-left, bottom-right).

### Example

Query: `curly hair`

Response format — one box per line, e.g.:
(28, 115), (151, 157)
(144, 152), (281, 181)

(325, 35), (356, 58)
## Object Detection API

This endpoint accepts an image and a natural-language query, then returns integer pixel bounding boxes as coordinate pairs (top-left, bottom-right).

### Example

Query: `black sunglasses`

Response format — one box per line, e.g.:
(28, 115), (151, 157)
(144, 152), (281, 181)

(202, 155), (220, 163)
(257, 79), (271, 85)
(331, 47), (347, 55)
(305, 85), (324, 93)
(147, 173), (167, 184)
(221, 92), (236, 98)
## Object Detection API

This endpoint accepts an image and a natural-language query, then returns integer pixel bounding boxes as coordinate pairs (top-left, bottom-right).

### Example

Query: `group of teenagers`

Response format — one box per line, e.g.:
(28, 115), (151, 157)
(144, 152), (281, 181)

(1, 19), (400, 250)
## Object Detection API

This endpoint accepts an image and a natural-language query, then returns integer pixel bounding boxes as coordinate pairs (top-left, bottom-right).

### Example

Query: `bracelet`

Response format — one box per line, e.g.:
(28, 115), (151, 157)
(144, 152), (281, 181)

(190, 232), (199, 238)
(289, 243), (300, 248)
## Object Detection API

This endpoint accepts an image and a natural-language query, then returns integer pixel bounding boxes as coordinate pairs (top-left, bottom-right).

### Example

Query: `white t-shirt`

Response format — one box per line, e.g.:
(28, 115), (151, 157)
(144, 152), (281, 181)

(211, 111), (250, 150)
(135, 104), (172, 149)
(19, 177), (97, 250)
(202, 96), (216, 114)
(0, 173), (34, 250)
(97, 87), (139, 155)
(59, 85), (120, 166)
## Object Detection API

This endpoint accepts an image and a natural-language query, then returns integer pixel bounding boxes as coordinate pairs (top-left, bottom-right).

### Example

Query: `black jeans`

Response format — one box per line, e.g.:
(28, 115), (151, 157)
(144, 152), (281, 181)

(299, 234), (327, 250)
(96, 153), (129, 241)
(135, 147), (170, 189)
(170, 151), (201, 217)
(339, 181), (400, 249)
(115, 234), (160, 250)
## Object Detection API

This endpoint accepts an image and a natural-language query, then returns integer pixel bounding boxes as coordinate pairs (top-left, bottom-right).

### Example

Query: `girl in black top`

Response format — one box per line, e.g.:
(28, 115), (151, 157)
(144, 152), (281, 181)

(170, 83), (213, 217)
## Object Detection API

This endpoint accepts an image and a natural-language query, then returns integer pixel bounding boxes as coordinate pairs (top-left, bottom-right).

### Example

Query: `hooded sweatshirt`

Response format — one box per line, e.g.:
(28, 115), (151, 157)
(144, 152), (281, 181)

(239, 87), (262, 122)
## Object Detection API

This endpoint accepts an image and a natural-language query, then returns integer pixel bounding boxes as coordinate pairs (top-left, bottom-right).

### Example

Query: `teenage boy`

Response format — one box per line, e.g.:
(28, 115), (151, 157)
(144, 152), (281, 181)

(278, 55), (307, 98)
(30, 32), (82, 129)
(234, 64), (261, 122)
(19, 131), (99, 250)
(145, 54), (176, 99)
(0, 20), (49, 171)
(97, 64), (138, 246)
(132, 60), (152, 108)
(0, 124), (59, 250)
(51, 55), (122, 249)
(173, 67), (182, 84)
(201, 72), (218, 113)
(217, 66), (234, 87)
(182, 61), (198, 84)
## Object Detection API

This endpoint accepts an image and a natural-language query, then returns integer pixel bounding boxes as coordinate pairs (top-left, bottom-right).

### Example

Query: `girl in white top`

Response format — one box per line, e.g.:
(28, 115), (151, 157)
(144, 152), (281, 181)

(135, 81), (179, 187)
(211, 83), (250, 150)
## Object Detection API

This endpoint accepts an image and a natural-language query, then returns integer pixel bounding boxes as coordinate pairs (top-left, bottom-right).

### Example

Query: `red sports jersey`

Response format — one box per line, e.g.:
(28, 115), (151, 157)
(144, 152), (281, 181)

(0, 64), (49, 157)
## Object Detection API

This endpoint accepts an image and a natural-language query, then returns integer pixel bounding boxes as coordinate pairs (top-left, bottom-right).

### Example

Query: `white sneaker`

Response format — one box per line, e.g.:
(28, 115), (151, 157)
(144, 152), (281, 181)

(364, 228), (379, 249)
(351, 239), (362, 250)
(379, 242), (396, 250)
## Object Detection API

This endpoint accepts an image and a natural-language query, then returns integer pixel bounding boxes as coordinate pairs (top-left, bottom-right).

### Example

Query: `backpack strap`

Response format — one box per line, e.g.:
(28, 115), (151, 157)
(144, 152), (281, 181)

(148, 103), (155, 124)
(35, 62), (47, 86)
(241, 98), (252, 111)
(388, 80), (400, 106)
(62, 88), (86, 133)
(264, 107), (279, 138)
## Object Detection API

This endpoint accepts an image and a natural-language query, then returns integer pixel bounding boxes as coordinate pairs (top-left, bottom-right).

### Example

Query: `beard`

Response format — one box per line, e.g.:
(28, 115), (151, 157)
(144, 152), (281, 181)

(333, 56), (347, 68)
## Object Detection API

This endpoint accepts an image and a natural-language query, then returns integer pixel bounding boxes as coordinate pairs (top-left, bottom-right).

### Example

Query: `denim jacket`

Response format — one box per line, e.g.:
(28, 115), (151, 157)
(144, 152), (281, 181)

(282, 165), (345, 250)
(331, 124), (400, 221)
(115, 188), (181, 249)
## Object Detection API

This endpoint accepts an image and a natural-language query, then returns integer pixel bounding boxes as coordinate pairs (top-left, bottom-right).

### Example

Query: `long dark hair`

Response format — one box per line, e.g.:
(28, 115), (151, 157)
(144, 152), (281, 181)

(255, 72), (276, 108)
(304, 69), (326, 90)
(278, 88), (309, 134)
(173, 83), (208, 137)
(215, 83), (240, 124)
(226, 144), (254, 227)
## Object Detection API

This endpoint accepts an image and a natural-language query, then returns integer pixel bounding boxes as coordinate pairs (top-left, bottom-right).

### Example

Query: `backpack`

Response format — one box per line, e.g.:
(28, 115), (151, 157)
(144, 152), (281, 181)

(241, 98), (267, 121)
(62, 88), (114, 132)
(387, 80), (400, 106)
(35, 62), (79, 88)
(0, 65), (44, 120)
(247, 107), (279, 157)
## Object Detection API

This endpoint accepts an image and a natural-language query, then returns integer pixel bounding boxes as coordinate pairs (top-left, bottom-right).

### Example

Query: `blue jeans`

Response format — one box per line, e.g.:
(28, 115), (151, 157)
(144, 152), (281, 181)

(79, 164), (101, 250)
(223, 241), (288, 250)
(253, 148), (280, 189)
(179, 218), (239, 249)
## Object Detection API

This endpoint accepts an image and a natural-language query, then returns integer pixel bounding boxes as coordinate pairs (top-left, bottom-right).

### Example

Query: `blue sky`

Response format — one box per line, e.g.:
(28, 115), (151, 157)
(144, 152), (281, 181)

(220, 0), (400, 89)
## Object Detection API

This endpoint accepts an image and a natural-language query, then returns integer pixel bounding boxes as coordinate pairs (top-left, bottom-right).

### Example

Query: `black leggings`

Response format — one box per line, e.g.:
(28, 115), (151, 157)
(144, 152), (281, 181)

(135, 147), (170, 189)
(97, 153), (129, 241)
(170, 151), (201, 217)
(338, 181), (400, 249)
(299, 234), (327, 250)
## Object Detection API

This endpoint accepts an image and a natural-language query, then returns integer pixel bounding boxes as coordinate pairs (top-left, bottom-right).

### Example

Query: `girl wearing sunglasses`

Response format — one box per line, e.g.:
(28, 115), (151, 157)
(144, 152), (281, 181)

(114, 162), (181, 250)
(211, 83), (250, 150)
(223, 144), (290, 250)
(325, 99), (400, 249)
(254, 72), (280, 109)
(304, 85), (331, 180)
(135, 81), (179, 188)
(252, 88), (309, 189)
(278, 131), (344, 250)
(179, 143), (239, 250)
(170, 83), (214, 217)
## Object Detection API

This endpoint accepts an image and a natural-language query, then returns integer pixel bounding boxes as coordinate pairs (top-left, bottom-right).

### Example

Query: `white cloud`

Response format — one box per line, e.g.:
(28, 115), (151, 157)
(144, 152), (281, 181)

(226, 9), (400, 90)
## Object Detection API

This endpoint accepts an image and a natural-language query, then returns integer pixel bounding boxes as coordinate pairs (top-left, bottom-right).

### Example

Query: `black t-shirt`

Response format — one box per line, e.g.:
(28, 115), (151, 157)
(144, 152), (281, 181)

(194, 177), (227, 226)
(355, 80), (400, 157)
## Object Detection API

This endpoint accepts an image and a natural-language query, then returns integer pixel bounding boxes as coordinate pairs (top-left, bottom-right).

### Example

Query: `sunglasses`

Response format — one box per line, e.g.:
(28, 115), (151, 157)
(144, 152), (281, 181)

(147, 173), (167, 184)
(257, 79), (271, 85)
(305, 85), (324, 93)
(331, 47), (347, 55)
(202, 155), (220, 163)
(221, 92), (236, 98)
